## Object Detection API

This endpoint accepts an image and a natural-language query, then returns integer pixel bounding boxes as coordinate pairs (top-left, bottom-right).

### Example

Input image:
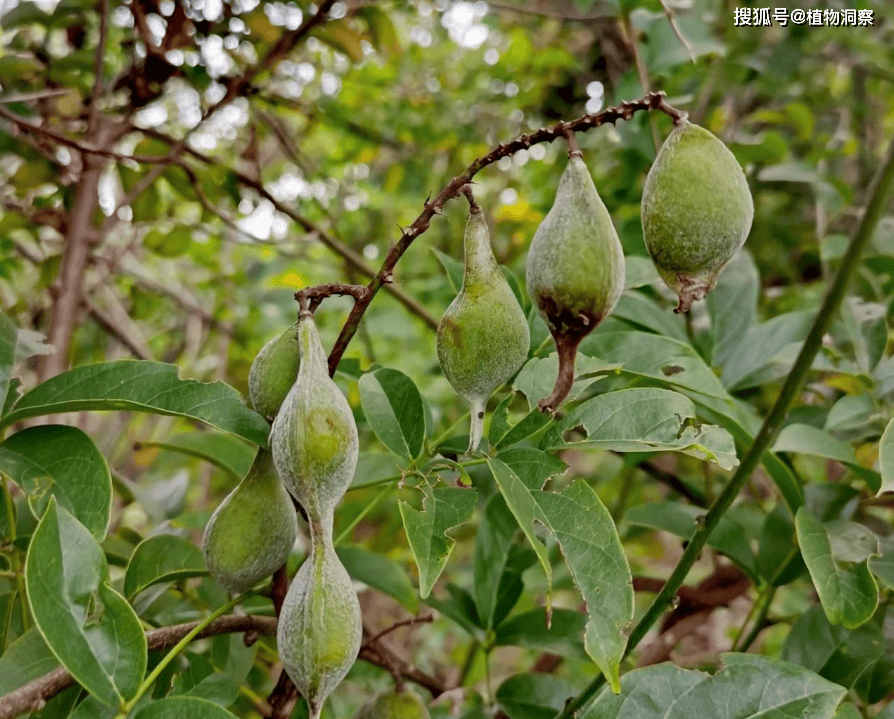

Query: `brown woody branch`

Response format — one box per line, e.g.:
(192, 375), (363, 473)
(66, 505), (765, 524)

(318, 91), (685, 375)
(0, 615), (277, 719)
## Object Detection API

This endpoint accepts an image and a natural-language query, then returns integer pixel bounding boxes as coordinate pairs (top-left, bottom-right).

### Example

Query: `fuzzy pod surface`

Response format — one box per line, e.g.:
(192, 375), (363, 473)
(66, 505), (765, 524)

(354, 690), (432, 719)
(437, 208), (529, 451)
(248, 321), (301, 420)
(270, 312), (359, 518)
(202, 448), (298, 594)
(526, 154), (625, 412)
(277, 527), (361, 719)
(642, 120), (754, 312)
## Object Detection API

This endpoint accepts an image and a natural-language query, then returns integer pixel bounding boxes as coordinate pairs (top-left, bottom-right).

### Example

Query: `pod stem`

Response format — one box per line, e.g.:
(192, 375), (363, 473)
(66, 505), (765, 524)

(466, 398), (487, 455)
(538, 333), (580, 414)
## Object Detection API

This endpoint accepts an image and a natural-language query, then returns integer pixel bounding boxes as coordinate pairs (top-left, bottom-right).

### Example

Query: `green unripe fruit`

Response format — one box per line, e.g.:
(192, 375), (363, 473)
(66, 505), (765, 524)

(354, 690), (432, 719)
(277, 529), (361, 719)
(270, 313), (359, 518)
(248, 321), (301, 420)
(642, 120), (753, 313)
(437, 207), (530, 453)
(202, 449), (298, 594)
(526, 154), (625, 413)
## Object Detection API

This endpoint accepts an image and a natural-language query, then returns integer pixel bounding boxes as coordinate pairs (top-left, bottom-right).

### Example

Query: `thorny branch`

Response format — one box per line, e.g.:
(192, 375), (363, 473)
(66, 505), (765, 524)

(303, 91), (686, 375)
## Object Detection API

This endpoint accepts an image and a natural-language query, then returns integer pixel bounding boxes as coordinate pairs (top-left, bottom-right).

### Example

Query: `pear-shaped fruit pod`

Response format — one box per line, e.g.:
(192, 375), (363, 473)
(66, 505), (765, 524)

(270, 312), (359, 518)
(641, 120), (753, 313)
(437, 208), (530, 453)
(526, 154), (625, 413)
(202, 448), (298, 594)
(354, 689), (432, 719)
(277, 531), (361, 719)
(248, 321), (301, 420)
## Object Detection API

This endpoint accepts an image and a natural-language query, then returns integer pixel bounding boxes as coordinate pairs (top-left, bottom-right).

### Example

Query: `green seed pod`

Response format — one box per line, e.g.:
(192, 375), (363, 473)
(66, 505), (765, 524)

(277, 527), (361, 719)
(641, 120), (754, 313)
(270, 312), (358, 518)
(202, 448), (298, 594)
(354, 689), (432, 719)
(526, 154), (625, 413)
(248, 321), (301, 420)
(437, 208), (530, 452)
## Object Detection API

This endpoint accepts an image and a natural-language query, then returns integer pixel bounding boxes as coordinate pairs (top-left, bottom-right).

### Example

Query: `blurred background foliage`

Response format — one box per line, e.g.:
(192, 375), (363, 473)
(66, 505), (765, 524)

(0, 0), (893, 716)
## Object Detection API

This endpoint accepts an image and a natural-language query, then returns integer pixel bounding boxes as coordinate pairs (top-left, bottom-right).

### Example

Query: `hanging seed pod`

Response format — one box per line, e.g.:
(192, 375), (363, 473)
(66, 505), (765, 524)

(526, 153), (625, 413)
(642, 120), (753, 313)
(437, 203), (530, 452)
(248, 321), (301, 420)
(202, 448), (297, 594)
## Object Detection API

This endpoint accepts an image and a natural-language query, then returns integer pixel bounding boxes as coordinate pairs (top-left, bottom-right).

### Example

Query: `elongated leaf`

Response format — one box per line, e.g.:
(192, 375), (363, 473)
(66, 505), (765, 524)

(580, 330), (729, 399)
(25, 502), (147, 706)
(336, 545), (418, 612)
(398, 484), (477, 598)
(625, 502), (757, 580)
(0, 425), (112, 539)
(0, 313), (16, 408)
(133, 696), (240, 718)
(140, 433), (255, 480)
(782, 604), (894, 703)
(497, 674), (579, 719)
(721, 310), (813, 390)
(494, 608), (587, 657)
(583, 654), (845, 719)
(124, 534), (207, 599)
(496, 447), (566, 489)
(796, 508), (878, 628)
(487, 458), (632, 693)
(541, 388), (738, 470)
(0, 627), (59, 695)
(612, 292), (688, 343)
(707, 250), (759, 368)
(880, 417), (894, 495)
(489, 403), (552, 450)
(0, 361), (269, 446)
(774, 424), (857, 464)
(359, 368), (426, 459)
(472, 494), (520, 630)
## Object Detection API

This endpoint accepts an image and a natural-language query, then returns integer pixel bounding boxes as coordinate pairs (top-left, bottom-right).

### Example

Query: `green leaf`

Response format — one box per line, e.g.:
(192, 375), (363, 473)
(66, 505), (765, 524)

(626, 502), (757, 580)
(612, 293), (688, 343)
(841, 297), (887, 373)
(0, 425), (112, 539)
(0, 627), (59, 695)
(25, 502), (147, 706)
(721, 311), (813, 390)
(431, 247), (464, 294)
(472, 494), (520, 630)
(513, 354), (619, 411)
(496, 674), (579, 719)
(869, 536), (894, 590)
(336, 545), (418, 612)
(824, 394), (875, 432)
(782, 604), (894, 703)
(487, 458), (632, 693)
(133, 696), (240, 718)
(398, 484), (477, 598)
(139, 433), (256, 480)
(0, 361), (270, 446)
(124, 534), (207, 600)
(0, 312), (16, 409)
(879, 417), (894, 495)
(494, 608), (587, 658)
(541, 388), (739, 471)
(580, 330), (730, 399)
(489, 403), (552, 450)
(707, 250), (760, 368)
(757, 504), (805, 586)
(144, 226), (193, 257)
(359, 368), (426, 459)
(796, 508), (878, 628)
(313, 21), (365, 62)
(774, 424), (857, 464)
(496, 447), (566, 489)
(583, 654), (846, 718)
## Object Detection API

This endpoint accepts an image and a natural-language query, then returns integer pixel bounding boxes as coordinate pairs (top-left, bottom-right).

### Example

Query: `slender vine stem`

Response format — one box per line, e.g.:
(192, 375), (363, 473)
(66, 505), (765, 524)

(553, 133), (894, 718)
(334, 482), (396, 546)
(735, 585), (777, 653)
(120, 590), (255, 713)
